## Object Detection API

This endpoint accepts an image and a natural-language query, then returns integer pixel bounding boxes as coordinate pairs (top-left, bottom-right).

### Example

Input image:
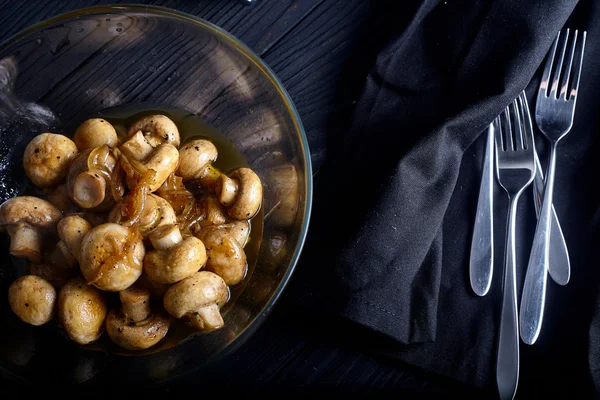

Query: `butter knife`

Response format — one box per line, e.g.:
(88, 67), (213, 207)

(470, 122), (495, 296)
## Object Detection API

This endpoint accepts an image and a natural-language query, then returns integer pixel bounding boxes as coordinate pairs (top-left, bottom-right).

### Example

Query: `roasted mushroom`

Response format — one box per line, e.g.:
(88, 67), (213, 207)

(57, 214), (93, 260)
(144, 224), (207, 284)
(119, 131), (179, 192)
(108, 192), (176, 236)
(106, 286), (170, 350)
(24, 215), (90, 287)
(194, 197), (250, 245)
(73, 118), (118, 151)
(0, 196), (62, 263)
(215, 168), (262, 220)
(163, 271), (228, 332)
(217, 220), (251, 248)
(196, 226), (247, 285)
(8, 275), (56, 326)
(46, 240), (77, 270)
(29, 217), (85, 286)
(47, 183), (75, 213)
(23, 133), (78, 188)
(58, 277), (107, 345)
(197, 195), (227, 227)
(177, 140), (220, 191)
(67, 145), (121, 211)
(79, 223), (145, 291)
(127, 114), (180, 148)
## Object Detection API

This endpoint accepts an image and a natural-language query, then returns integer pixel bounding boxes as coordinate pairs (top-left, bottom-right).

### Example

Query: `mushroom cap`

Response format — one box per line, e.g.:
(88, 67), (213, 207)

(57, 214), (93, 260)
(23, 133), (78, 188)
(127, 115), (180, 148)
(105, 308), (170, 350)
(177, 140), (218, 181)
(217, 168), (262, 220)
(79, 223), (145, 291)
(73, 119), (118, 151)
(8, 275), (56, 326)
(144, 231), (207, 284)
(198, 226), (247, 285)
(58, 277), (107, 345)
(0, 196), (62, 229)
(163, 271), (228, 319)
(221, 220), (251, 248)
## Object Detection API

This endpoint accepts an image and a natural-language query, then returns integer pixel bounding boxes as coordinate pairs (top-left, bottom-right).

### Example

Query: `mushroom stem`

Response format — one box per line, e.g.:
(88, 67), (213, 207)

(8, 224), (43, 263)
(199, 195), (227, 226)
(119, 286), (151, 322)
(120, 130), (154, 162)
(199, 164), (222, 193)
(149, 224), (183, 251)
(73, 170), (107, 208)
(216, 175), (239, 207)
(191, 304), (224, 331)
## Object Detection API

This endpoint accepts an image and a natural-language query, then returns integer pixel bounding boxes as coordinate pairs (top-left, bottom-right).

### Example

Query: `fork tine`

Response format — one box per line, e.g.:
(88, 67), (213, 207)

(568, 30), (587, 101)
(512, 98), (525, 150)
(494, 114), (504, 153)
(518, 92), (534, 150)
(550, 29), (569, 99)
(501, 105), (513, 151)
(540, 31), (560, 97)
(560, 30), (578, 100)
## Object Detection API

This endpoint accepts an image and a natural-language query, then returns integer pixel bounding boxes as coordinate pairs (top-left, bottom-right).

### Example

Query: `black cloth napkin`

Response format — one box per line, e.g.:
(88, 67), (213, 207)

(290, 0), (600, 395)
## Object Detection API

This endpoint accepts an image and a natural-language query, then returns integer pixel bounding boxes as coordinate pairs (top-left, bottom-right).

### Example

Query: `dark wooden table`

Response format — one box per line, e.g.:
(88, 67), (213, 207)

(0, 1), (490, 397)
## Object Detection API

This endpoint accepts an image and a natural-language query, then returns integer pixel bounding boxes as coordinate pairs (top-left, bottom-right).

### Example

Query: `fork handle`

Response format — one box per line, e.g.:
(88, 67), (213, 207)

(533, 150), (570, 285)
(520, 144), (557, 344)
(470, 126), (494, 296)
(496, 194), (520, 400)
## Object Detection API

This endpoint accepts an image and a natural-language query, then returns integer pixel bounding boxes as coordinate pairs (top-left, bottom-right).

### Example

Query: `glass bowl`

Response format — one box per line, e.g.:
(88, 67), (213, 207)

(0, 5), (311, 386)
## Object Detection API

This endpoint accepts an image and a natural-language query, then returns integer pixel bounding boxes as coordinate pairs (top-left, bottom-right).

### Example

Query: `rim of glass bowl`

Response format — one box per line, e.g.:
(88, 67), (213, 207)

(0, 3), (313, 380)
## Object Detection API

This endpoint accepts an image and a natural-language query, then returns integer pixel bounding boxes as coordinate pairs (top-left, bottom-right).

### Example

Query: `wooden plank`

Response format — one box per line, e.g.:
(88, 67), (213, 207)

(0, 0), (318, 57)
(260, 0), (372, 169)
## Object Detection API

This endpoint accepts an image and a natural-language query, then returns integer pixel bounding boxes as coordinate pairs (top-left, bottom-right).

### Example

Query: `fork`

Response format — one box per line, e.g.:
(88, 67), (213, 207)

(533, 148), (571, 286)
(520, 29), (586, 345)
(494, 94), (536, 400)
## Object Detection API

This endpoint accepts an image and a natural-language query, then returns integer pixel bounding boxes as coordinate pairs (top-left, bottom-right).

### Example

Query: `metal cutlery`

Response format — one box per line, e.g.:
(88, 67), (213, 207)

(494, 94), (536, 400)
(470, 98), (569, 297)
(520, 29), (586, 345)
(532, 149), (570, 286)
(470, 123), (495, 296)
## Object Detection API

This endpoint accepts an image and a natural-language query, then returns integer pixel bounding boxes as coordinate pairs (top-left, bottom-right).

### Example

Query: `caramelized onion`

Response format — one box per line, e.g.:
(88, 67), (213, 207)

(157, 174), (203, 235)
(87, 227), (143, 285)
